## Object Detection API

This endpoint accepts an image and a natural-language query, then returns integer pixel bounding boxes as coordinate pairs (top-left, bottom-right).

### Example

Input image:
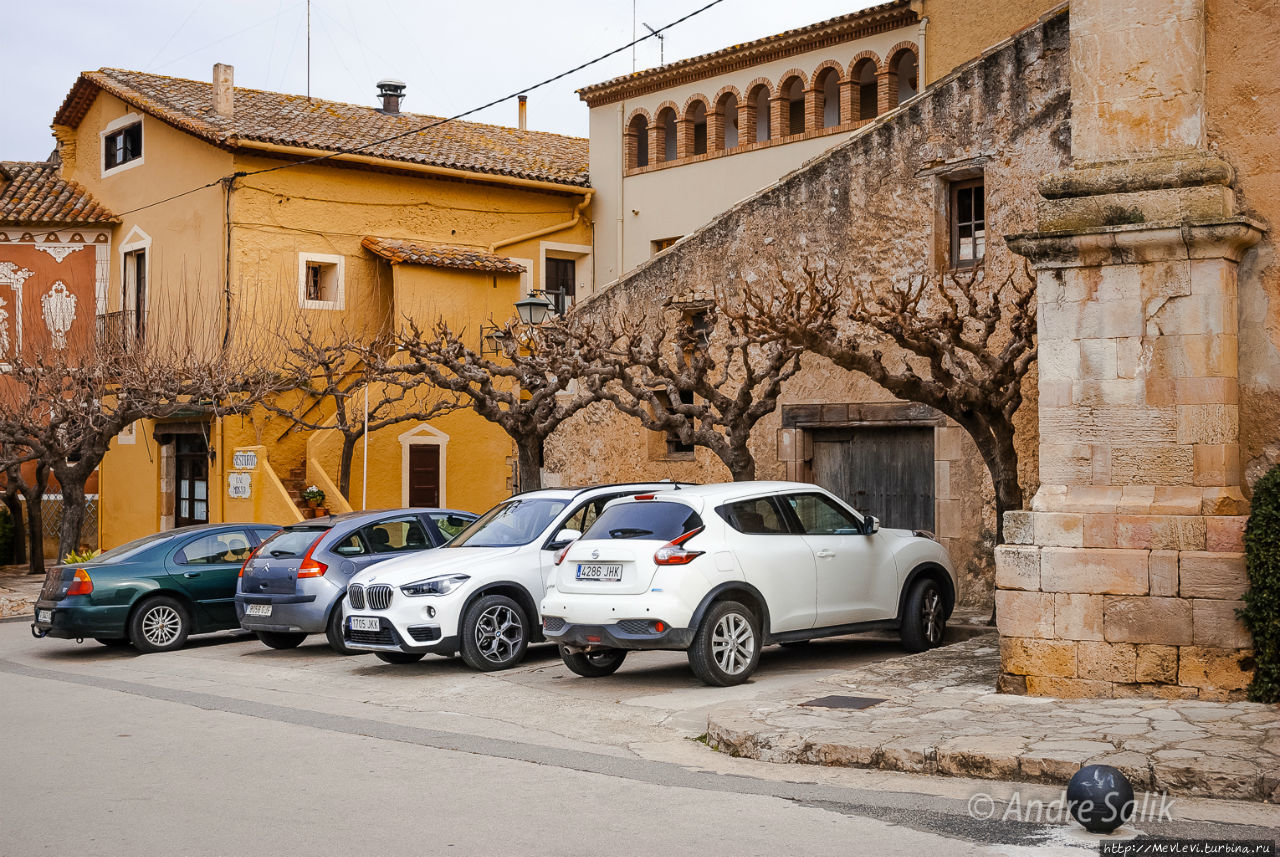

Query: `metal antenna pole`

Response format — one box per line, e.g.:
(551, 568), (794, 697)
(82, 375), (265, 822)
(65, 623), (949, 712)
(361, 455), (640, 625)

(631, 0), (636, 72)
(643, 23), (664, 66)
(306, 0), (311, 100)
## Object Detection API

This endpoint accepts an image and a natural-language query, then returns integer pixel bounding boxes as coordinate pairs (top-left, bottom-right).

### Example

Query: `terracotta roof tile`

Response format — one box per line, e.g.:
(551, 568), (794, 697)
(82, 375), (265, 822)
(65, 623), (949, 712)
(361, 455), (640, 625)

(0, 161), (118, 225)
(361, 237), (525, 274)
(55, 69), (589, 188)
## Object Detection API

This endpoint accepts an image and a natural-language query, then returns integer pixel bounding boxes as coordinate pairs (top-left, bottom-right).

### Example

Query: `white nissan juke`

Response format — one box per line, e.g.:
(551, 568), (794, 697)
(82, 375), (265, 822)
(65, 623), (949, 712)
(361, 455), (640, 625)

(540, 481), (958, 686)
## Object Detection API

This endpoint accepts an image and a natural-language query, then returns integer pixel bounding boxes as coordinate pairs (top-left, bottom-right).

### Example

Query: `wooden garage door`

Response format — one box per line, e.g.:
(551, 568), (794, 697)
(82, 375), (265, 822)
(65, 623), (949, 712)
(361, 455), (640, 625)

(408, 445), (440, 507)
(811, 426), (934, 531)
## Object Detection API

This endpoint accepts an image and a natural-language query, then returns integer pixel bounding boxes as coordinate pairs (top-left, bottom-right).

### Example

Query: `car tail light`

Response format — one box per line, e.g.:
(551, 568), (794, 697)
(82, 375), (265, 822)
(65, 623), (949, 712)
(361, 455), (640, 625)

(633, 494), (655, 500)
(67, 568), (93, 596)
(238, 544), (263, 578)
(554, 540), (576, 566)
(653, 527), (705, 566)
(296, 536), (328, 578)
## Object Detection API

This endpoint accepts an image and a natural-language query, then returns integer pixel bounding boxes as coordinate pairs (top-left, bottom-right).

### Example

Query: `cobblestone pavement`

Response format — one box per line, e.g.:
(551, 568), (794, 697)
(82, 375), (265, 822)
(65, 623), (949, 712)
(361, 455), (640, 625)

(0, 565), (41, 620)
(706, 634), (1280, 803)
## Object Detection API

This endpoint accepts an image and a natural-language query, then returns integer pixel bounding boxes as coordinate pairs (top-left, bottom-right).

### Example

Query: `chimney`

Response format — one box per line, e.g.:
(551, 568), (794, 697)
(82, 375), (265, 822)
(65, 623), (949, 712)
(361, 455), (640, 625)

(518, 95), (527, 131)
(213, 63), (234, 118)
(377, 79), (406, 115)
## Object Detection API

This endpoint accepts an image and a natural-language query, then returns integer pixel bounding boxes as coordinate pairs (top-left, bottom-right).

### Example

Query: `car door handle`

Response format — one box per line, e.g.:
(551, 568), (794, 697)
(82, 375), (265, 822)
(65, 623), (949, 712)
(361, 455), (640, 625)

(815, 549), (836, 559)
(183, 572), (201, 578)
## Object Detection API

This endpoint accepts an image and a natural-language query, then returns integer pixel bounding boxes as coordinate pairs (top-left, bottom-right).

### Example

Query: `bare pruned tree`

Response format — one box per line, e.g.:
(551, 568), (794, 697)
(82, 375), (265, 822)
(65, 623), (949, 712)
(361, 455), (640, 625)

(395, 315), (613, 492)
(729, 256), (1036, 542)
(0, 444), (46, 574)
(262, 320), (459, 500)
(0, 333), (283, 563)
(598, 301), (804, 481)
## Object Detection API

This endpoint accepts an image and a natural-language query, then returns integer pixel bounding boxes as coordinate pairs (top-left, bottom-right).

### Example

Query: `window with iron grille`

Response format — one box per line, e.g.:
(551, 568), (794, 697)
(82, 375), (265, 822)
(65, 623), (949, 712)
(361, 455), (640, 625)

(950, 178), (986, 269)
(545, 257), (575, 315)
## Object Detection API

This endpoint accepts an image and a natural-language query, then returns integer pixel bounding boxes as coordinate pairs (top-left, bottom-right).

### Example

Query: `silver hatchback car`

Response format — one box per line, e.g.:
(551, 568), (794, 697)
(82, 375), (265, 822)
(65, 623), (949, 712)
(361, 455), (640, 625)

(235, 508), (476, 653)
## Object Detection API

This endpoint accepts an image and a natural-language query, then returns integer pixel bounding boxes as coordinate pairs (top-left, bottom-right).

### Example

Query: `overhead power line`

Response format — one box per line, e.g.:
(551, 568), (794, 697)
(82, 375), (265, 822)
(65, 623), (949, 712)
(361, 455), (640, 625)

(110, 0), (731, 218)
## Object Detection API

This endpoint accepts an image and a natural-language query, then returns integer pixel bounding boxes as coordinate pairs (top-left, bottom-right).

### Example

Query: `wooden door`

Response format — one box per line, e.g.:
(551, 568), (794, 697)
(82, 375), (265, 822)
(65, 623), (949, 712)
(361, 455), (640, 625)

(811, 426), (934, 531)
(408, 444), (440, 507)
(174, 435), (209, 526)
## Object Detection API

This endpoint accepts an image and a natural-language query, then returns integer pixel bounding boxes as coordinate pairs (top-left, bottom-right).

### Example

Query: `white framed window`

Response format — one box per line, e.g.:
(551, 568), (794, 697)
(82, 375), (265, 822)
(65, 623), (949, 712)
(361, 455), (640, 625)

(100, 113), (145, 177)
(297, 253), (345, 310)
(399, 423), (449, 508)
(539, 242), (591, 313)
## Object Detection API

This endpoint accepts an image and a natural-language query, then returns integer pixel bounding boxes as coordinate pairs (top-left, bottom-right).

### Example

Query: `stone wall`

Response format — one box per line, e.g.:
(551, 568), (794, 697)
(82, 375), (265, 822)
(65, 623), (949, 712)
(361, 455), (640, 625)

(546, 10), (1072, 609)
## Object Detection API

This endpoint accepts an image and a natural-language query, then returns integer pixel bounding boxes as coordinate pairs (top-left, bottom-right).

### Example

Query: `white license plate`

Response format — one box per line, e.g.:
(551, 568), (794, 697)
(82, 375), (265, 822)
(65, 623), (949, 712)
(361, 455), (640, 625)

(36, 609), (51, 623)
(576, 563), (623, 581)
(350, 616), (380, 632)
(245, 604), (272, 617)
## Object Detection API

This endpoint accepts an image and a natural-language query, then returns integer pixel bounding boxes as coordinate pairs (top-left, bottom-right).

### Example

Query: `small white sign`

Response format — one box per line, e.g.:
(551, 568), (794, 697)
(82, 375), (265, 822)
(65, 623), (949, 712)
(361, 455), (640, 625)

(228, 472), (252, 499)
(232, 450), (258, 470)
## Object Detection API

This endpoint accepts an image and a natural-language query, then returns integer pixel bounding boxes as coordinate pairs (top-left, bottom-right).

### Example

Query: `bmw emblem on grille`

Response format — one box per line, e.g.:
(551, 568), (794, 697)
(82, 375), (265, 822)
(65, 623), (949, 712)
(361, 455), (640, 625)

(591, 549), (599, 560)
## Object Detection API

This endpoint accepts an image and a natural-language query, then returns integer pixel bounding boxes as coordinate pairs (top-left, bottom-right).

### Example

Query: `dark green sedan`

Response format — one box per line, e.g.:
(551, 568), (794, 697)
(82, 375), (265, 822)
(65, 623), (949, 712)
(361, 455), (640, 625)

(32, 523), (280, 653)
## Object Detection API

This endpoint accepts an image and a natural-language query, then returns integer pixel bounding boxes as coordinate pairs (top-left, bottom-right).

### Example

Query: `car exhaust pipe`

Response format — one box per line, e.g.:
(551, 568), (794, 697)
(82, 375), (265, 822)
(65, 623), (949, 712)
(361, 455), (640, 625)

(30, 623), (47, 639)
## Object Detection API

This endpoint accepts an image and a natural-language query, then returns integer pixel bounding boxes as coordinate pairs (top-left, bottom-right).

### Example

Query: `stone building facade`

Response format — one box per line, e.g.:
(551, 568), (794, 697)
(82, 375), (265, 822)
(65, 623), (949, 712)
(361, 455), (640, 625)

(546, 8), (1075, 609)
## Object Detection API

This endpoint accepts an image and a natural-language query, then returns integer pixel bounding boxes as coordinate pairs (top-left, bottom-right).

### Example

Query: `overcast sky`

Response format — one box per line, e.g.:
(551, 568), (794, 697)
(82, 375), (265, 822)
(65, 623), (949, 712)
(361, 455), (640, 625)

(2, 0), (879, 161)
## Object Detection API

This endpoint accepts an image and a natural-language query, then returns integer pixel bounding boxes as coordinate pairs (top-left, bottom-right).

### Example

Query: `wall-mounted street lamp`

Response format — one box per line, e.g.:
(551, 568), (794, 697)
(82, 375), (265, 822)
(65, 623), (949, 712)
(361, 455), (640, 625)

(515, 293), (556, 326)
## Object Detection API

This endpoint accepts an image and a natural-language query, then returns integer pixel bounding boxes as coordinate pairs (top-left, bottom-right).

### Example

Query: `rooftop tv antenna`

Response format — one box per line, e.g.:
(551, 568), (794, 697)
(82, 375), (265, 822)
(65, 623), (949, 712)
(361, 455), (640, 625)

(643, 22), (665, 66)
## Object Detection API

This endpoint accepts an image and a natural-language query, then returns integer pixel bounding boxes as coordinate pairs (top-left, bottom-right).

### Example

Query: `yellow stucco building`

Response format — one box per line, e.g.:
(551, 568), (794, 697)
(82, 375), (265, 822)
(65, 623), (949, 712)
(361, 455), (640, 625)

(49, 67), (593, 546)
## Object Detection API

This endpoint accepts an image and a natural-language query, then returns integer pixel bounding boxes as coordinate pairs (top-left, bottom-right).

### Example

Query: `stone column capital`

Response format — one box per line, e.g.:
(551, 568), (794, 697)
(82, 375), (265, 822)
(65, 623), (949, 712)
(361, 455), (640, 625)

(1006, 218), (1266, 270)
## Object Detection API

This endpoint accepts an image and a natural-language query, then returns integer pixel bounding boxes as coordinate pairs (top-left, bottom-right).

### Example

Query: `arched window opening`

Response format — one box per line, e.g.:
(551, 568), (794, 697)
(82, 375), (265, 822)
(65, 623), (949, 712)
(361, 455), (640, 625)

(784, 77), (805, 136)
(854, 60), (878, 120)
(894, 50), (919, 103)
(688, 101), (708, 156)
(628, 114), (649, 169)
(717, 92), (739, 150)
(753, 86), (772, 141)
(817, 68), (841, 128)
(657, 107), (677, 162)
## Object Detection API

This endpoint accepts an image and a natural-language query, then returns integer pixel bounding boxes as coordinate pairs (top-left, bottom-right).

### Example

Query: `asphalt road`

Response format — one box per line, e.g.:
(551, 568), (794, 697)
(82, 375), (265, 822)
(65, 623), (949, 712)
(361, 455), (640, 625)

(0, 622), (1274, 857)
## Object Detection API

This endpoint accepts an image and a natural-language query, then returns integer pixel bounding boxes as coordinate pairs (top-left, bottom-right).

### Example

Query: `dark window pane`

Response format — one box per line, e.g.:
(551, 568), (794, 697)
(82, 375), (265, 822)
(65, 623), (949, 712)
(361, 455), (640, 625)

(718, 497), (791, 534)
(784, 493), (863, 535)
(583, 501), (703, 542)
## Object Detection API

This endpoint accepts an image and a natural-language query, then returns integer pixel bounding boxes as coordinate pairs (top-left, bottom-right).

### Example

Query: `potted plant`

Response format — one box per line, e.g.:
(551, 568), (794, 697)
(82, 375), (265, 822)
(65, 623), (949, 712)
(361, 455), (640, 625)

(302, 485), (325, 509)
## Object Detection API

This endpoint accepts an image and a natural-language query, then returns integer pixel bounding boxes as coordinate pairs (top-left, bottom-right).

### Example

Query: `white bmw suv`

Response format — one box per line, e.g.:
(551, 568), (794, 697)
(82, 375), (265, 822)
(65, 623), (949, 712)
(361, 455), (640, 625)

(341, 483), (684, 670)
(540, 481), (957, 686)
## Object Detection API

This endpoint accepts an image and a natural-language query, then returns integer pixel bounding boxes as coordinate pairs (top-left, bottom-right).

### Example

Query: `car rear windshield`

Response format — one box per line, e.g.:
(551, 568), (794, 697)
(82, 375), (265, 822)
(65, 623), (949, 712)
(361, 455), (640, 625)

(258, 527), (328, 558)
(582, 501), (703, 542)
(89, 532), (174, 564)
(447, 498), (570, 548)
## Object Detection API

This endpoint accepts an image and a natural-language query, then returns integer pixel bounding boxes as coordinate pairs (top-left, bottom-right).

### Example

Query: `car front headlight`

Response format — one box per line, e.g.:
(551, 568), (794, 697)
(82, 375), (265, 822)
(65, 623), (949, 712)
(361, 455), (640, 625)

(400, 574), (469, 597)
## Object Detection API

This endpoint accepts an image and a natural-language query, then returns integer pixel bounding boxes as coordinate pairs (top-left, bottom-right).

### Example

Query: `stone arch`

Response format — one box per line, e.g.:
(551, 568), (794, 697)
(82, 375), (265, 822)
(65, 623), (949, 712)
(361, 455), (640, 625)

(811, 60), (845, 128)
(776, 69), (809, 136)
(625, 108), (652, 169)
(653, 100), (680, 163)
(884, 42), (920, 109)
(850, 52), (882, 120)
(742, 78), (773, 143)
(681, 95), (711, 157)
(712, 85), (743, 151)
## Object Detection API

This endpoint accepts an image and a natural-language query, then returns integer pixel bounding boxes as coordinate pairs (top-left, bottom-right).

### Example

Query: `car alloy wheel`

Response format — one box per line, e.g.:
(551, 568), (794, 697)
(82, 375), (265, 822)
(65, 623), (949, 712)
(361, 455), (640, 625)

(128, 596), (190, 654)
(474, 603), (523, 663)
(921, 587), (943, 646)
(711, 612), (755, 676)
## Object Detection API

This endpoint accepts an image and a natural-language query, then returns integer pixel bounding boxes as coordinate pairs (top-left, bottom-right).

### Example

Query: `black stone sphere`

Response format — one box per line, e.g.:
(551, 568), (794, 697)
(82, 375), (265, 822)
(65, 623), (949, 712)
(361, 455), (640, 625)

(1067, 765), (1135, 834)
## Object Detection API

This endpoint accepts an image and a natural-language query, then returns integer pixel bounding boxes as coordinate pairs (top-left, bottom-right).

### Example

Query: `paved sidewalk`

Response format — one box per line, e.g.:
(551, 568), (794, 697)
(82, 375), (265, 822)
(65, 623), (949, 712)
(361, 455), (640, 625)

(0, 565), (42, 620)
(706, 634), (1280, 803)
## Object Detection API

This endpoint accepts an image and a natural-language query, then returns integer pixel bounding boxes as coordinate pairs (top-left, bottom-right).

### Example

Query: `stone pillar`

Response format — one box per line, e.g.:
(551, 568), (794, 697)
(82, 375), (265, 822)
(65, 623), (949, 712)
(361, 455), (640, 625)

(838, 80), (856, 126)
(804, 87), (823, 132)
(769, 96), (788, 138)
(876, 70), (898, 115)
(998, 0), (1266, 700)
(675, 117), (694, 160)
(738, 100), (757, 144)
(647, 123), (663, 164)
(708, 107), (725, 153)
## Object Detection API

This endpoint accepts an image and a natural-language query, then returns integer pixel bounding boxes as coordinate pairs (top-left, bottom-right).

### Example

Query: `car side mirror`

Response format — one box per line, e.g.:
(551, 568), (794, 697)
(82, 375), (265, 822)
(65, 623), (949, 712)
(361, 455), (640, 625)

(864, 516), (880, 535)
(547, 528), (582, 551)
